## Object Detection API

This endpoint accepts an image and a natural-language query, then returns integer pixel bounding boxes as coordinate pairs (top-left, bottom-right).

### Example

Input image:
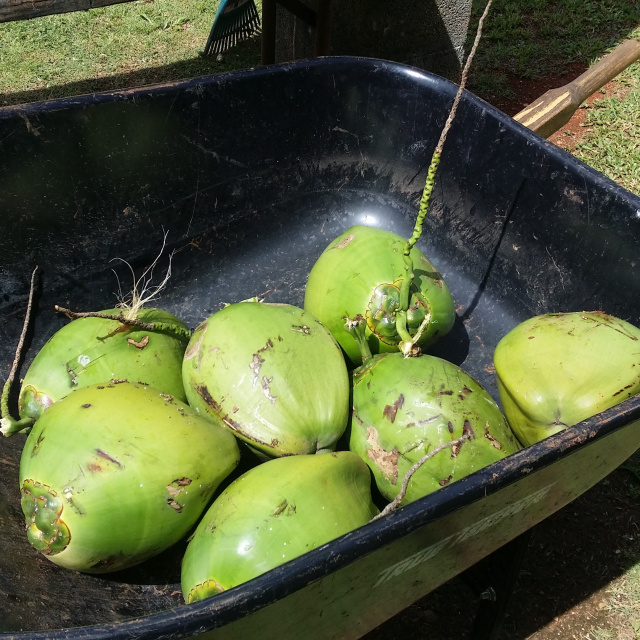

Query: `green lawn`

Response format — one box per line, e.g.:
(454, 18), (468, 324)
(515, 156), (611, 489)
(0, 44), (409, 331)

(0, 0), (262, 104)
(573, 63), (640, 194)
(468, 0), (640, 195)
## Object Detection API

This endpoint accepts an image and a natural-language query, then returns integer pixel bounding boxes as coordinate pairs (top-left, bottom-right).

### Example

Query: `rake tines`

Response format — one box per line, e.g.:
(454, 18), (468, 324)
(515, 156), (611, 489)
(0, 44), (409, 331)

(201, 0), (261, 57)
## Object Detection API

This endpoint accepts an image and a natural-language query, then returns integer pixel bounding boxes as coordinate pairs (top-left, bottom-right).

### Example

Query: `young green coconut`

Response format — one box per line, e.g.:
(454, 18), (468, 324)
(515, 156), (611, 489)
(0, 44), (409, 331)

(19, 380), (240, 573)
(347, 318), (520, 507)
(182, 301), (350, 458)
(494, 311), (640, 447)
(181, 451), (379, 603)
(304, 225), (455, 366)
(1, 244), (192, 437)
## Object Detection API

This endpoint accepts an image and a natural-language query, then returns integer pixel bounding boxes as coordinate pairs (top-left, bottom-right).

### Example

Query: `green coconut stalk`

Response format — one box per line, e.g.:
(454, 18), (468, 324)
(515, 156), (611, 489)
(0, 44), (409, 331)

(349, 340), (519, 506)
(303, 0), (493, 365)
(181, 451), (379, 603)
(393, 0), (493, 349)
(19, 380), (240, 573)
(182, 301), (350, 458)
(494, 311), (640, 447)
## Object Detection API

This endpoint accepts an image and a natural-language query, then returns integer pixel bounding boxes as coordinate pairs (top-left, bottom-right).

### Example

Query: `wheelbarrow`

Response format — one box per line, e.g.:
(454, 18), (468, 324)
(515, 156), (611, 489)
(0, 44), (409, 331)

(1, 53), (640, 640)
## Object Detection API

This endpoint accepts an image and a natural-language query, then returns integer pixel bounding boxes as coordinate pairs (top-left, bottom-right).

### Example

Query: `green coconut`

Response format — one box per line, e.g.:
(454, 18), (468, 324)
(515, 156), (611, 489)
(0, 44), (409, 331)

(19, 380), (240, 573)
(304, 225), (455, 366)
(349, 352), (520, 506)
(17, 307), (190, 423)
(181, 451), (379, 603)
(494, 310), (640, 447)
(182, 301), (350, 458)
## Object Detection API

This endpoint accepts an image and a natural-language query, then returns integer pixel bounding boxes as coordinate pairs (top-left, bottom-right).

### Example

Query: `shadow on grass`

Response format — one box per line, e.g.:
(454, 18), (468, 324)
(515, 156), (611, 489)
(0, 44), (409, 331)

(0, 36), (262, 108)
(466, 0), (640, 107)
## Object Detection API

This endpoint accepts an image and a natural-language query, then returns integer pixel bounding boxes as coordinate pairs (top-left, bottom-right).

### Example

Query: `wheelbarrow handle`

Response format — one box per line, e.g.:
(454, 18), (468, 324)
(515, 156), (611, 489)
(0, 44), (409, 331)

(513, 38), (640, 138)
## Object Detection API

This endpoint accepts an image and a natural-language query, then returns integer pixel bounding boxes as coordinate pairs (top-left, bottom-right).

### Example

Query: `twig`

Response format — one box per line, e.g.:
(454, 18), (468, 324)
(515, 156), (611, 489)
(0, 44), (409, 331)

(1, 266), (39, 437)
(54, 306), (192, 342)
(410, 0), (494, 246)
(372, 430), (473, 520)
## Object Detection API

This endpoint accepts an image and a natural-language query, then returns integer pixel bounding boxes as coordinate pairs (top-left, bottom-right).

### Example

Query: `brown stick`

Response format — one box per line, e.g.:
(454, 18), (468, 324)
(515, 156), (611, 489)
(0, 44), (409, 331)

(6, 267), (38, 386)
(514, 39), (640, 138)
(372, 431), (473, 520)
(433, 0), (493, 158)
(56, 306), (150, 326)
(54, 306), (192, 341)
(1, 266), (39, 437)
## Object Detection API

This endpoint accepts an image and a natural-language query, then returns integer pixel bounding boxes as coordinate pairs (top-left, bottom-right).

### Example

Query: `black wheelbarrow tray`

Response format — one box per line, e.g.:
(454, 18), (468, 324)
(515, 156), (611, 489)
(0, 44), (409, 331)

(1, 56), (640, 640)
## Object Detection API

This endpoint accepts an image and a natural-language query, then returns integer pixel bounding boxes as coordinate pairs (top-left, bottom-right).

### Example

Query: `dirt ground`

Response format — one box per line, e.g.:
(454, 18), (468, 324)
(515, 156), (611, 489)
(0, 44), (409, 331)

(364, 66), (640, 640)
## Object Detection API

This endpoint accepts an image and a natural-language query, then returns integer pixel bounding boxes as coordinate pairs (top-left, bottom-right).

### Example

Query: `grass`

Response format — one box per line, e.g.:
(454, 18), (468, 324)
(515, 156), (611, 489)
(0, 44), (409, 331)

(470, 0), (639, 80)
(467, 0), (640, 196)
(586, 560), (640, 640)
(608, 560), (640, 626)
(572, 63), (640, 194)
(0, 0), (262, 104)
(1, 0), (638, 196)
(583, 455), (640, 640)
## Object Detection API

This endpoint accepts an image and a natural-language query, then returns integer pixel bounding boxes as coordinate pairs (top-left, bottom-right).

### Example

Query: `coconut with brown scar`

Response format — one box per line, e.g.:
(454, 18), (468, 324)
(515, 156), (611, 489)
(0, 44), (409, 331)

(182, 301), (350, 458)
(18, 381), (240, 573)
(349, 352), (520, 506)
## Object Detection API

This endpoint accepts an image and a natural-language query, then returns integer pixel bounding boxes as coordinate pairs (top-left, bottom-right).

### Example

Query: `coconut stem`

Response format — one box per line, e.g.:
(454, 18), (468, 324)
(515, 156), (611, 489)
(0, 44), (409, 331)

(396, 0), (493, 349)
(344, 315), (373, 363)
(372, 430), (473, 520)
(1, 266), (39, 438)
(54, 306), (193, 343)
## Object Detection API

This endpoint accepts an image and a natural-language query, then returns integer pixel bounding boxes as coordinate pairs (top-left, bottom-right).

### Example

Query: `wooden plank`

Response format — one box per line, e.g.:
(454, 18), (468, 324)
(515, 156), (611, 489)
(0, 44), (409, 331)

(514, 38), (640, 138)
(0, 0), (135, 23)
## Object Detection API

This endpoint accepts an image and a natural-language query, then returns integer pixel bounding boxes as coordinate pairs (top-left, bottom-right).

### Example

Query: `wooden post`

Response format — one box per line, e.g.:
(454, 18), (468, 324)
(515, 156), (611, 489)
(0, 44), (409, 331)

(0, 0), (135, 23)
(314, 0), (331, 57)
(260, 0), (332, 65)
(261, 0), (278, 65)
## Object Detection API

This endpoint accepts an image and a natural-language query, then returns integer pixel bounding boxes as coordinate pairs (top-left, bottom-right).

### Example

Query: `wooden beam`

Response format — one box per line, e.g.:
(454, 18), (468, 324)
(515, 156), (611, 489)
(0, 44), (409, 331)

(260, 0), (332, 65)
(313, 0), (331, 56)
(0, 0), (135, 23)
(261, 0), (277, 65)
